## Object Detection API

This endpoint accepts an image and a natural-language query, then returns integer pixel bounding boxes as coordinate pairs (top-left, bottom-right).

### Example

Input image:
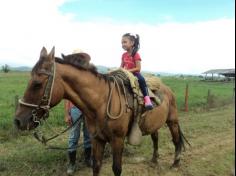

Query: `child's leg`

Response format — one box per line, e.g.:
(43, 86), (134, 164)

(134, 73), (148, 96)
(134, 73), (153, 110)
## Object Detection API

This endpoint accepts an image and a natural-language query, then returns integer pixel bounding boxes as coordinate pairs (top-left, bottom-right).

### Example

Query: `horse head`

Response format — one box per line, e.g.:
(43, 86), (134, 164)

(14, 47), (63, 130)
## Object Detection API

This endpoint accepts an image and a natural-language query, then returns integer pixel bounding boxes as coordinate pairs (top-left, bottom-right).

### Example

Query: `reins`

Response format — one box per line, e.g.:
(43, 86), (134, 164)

(33, 117), (83, 150)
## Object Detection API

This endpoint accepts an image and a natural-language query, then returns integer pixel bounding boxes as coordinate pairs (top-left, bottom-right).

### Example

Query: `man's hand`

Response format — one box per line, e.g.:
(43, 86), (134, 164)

(65, 115), (72, 126)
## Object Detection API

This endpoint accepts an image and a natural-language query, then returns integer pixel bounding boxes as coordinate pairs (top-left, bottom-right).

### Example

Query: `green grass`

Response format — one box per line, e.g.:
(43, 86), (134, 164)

(0, 72), (234, 125)
(0, 71), (235, 176)
(0, 72), (234, 132)
(162, 76), (234, 110)
(0, 105), (234, 176)
(0, 72), (65, 130)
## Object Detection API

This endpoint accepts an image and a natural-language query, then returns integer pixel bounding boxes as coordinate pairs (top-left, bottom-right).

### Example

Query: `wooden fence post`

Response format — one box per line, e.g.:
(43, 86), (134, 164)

(207, 89), (211, 104)
(184, 83), (189, 112)
(206, 89), (211, 110)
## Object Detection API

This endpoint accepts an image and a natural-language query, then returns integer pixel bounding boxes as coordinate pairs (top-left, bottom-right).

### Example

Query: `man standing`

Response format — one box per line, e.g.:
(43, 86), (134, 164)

(64, 100), (92, 175)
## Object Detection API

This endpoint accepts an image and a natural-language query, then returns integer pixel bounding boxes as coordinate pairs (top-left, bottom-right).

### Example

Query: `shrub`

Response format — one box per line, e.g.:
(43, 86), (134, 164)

(2, 64), (10, 73)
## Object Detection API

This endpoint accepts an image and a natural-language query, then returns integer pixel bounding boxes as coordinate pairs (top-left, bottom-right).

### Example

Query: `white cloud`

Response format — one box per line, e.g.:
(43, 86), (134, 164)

(0, 0), (234, 74)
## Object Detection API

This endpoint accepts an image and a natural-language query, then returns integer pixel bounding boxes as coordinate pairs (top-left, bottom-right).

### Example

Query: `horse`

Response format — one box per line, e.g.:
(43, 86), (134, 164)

(14, 47), (189, 176)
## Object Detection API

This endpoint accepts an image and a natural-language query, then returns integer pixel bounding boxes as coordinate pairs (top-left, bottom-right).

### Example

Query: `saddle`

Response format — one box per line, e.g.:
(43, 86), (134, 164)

(109, 68), (162, 109)
(109, 68), (163, 145)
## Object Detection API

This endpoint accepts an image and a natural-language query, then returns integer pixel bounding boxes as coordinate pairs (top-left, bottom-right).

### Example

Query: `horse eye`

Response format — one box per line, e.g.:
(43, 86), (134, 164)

(32, 81), (42, 89)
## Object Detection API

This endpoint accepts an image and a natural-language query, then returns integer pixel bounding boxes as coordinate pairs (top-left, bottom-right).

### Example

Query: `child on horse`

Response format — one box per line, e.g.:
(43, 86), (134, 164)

(120, 33), (153, 110)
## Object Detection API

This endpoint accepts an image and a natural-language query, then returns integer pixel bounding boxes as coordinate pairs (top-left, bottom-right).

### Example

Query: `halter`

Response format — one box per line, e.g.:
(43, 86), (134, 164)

(18, 61), (56, 125)
(18, 61), (82, 147)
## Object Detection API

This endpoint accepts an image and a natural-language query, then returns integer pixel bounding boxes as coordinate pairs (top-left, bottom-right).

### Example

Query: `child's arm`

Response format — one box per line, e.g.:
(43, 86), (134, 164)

(120, 57), (124, 68)
(127, 61), (141, 73)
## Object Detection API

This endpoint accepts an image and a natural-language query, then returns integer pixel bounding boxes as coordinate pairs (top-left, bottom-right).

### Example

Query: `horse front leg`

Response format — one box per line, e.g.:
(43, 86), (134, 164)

(92, 138), (106, 176)
(111, 137), (124, 176)
(151, 131), (159, 163)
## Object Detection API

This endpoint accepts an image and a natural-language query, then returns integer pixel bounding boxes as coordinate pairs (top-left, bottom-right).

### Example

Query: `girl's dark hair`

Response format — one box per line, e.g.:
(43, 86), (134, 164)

(123, 33), (140, 57)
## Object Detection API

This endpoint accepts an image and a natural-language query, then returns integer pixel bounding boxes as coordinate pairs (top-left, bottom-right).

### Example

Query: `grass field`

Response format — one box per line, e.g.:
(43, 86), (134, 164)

(0, 71), (235, 176)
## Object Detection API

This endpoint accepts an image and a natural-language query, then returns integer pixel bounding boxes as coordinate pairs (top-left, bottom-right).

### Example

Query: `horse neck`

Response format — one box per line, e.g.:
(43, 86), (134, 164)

(58, 64), (109, 116)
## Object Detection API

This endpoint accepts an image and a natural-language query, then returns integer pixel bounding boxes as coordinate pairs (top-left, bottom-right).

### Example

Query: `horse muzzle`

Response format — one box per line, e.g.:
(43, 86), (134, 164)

(14, 116), (38, 130)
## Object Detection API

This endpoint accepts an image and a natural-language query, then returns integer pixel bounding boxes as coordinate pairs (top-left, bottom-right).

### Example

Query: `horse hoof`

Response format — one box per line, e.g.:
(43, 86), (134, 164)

(151, 154), (159, 163)
(170, 160), (180, 169)
(151, 158), (157, 164)
(149, 160), (159, 169)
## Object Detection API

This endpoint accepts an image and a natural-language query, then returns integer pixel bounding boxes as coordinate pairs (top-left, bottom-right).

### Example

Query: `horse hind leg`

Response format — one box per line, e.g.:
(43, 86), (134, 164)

(151, 131), (159, 163)
(167, 120), (185, 168)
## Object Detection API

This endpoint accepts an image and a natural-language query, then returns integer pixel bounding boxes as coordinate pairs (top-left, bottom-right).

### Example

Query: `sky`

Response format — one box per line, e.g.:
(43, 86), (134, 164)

(0, 0), (235, 74)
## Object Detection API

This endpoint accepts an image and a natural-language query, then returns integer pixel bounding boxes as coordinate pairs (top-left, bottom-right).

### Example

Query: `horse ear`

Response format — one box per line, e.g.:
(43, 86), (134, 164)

(61, 53), (66, 59)
(40, 47), (48, 58)
(48, 46), (55, 60)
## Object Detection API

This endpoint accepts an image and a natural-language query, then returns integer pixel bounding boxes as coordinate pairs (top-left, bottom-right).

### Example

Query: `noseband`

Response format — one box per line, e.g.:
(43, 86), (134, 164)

(18, 61), (56, 124)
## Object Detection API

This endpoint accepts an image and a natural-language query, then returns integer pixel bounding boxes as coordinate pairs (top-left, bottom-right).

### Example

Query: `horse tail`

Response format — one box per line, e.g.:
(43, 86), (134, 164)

(178, 124), (191, 151)
(168, 87), (191, 149)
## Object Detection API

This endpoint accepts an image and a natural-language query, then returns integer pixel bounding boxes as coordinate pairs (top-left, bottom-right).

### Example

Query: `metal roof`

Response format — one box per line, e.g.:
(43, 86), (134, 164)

(202, 69), (235, 74)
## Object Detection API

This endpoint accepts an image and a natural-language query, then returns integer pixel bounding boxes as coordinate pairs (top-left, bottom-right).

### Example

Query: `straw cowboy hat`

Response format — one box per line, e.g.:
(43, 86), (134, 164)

(72, 48), (84, 54)
(71, 48), (91, 62)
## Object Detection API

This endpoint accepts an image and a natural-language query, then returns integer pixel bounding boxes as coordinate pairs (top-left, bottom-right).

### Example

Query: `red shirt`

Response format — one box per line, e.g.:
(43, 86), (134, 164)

(121, 52), (141, 72)
(65, 101), (76, 111)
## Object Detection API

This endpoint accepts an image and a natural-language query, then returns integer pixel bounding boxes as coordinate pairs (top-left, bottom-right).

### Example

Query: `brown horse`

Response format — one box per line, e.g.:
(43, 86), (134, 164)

(14, 47), (189, 176)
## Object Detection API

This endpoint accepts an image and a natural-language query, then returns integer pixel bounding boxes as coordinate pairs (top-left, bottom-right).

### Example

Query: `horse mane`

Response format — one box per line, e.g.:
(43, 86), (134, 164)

(55, 55), (109, 81)
(31, 53), (111, 82)
(55, 55), (98, 73)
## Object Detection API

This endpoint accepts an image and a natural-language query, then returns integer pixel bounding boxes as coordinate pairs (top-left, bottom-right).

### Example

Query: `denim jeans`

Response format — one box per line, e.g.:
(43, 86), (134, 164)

(68, 106), (91, 152)
(134, 72), (148, 97)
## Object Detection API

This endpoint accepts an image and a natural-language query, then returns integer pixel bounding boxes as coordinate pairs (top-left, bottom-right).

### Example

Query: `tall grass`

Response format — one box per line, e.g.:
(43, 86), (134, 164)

(0, 72), (65, 130)
(0, 72), (234, 176)
(161, 76), (234, 111)
(0, 72), (234, 129)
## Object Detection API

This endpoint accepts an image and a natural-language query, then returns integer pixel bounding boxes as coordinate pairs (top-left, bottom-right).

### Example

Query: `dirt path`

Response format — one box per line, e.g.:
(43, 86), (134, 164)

(73, 130), (234, 176)
(0, 105), (234, 176)
(72, 105), (235, 176)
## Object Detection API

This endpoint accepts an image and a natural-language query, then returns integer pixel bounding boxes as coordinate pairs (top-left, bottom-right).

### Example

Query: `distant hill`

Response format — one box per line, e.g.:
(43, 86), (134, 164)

(8, 65), (108, 73)
(7, 65), (190, 76)
(96, 65), (109, 73)
(96, 66), (178, 76)
(142, 71), (176, 77)
(10, 66), (32, 71)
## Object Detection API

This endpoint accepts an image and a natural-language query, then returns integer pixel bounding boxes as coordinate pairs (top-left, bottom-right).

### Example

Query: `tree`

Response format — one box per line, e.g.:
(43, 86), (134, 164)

(2, 64), (10, 73)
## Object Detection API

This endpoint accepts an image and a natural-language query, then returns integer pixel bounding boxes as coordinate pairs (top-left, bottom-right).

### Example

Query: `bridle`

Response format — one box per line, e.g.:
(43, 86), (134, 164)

(18, 61), (56, 125)
(16, 58), (82, 149)
(17, 60), (81, 148)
